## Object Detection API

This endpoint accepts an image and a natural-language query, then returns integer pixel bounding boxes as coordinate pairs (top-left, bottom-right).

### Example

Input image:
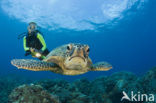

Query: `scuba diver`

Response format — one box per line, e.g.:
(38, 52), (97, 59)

(18, 22), (49, 60)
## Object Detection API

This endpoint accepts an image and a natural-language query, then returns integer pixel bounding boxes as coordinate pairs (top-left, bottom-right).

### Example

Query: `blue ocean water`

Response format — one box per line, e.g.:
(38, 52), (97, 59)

(0, 0), (155, 81)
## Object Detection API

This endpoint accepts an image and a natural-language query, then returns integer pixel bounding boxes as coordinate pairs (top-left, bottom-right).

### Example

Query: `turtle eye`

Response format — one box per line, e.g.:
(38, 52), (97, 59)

(87, 48), (90, 52)
(67, 46), (70, 50)
(67, 44), (72, 51)
(67, 44), (73, 50)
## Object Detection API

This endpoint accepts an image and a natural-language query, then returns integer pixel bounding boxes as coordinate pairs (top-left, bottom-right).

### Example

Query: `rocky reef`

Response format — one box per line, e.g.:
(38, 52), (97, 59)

(1, 67), (156, 103)
(0, 75), (32, 103)
(9, 84), (60, 103)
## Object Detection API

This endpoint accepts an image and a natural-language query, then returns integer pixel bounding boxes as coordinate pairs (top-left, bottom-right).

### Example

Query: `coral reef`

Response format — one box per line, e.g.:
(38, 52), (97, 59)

(140, 67), (156, 102)
(0, 75), (31, 103)
(35, 79), (91, 103)
(87, 72), (143, 103)
(9, 84), (60, 103)
(2, 67), (156, 103)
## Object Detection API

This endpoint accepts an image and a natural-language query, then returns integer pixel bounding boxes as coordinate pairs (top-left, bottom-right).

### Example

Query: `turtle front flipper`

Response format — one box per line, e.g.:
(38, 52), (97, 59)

(91, 62), (112, 71)
(11, 59), (60, 72)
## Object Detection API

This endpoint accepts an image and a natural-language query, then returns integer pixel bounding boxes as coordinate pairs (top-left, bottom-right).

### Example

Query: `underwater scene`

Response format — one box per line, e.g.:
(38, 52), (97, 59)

(0, 0), (156, 103)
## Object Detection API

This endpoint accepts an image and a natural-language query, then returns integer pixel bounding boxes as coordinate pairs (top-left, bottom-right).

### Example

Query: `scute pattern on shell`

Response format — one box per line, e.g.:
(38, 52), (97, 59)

(45, 44), (68, 60)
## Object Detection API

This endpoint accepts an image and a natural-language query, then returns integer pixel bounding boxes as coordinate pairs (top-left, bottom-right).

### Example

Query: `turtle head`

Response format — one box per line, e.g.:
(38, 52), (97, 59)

(64, 43), (90, 70)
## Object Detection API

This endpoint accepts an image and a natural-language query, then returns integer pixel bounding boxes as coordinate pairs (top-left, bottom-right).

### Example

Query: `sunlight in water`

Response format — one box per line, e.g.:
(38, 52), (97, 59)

(1, 0), (147, 31)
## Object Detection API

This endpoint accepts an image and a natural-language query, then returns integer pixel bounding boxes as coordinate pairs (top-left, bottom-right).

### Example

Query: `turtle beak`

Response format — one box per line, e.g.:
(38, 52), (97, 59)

(69, 47), (86, 61)
(69, 56), (86, 62)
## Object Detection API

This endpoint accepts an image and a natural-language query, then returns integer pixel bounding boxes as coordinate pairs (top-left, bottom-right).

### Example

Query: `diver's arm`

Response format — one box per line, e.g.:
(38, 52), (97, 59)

(23, 36), (29, 51)
(37, 33), (47, 51)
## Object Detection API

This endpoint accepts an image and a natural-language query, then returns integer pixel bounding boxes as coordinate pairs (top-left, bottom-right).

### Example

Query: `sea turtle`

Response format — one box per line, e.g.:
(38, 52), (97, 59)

(11, 43), (112, 75)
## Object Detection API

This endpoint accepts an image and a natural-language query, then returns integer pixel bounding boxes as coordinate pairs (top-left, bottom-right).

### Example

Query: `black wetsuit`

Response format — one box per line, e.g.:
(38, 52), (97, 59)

(24, 31), (49, 59)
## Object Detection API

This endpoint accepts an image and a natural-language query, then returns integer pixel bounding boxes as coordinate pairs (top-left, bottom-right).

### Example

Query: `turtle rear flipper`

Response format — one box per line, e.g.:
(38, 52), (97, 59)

(91, 62), (112, 71)
(11, 59), (60, 72)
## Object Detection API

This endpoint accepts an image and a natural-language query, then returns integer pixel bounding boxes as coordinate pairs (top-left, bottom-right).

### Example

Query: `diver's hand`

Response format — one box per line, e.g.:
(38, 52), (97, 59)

(30, 47), (36, 52)
(30, 48), (43, 54)
(30, 48), (43, 58)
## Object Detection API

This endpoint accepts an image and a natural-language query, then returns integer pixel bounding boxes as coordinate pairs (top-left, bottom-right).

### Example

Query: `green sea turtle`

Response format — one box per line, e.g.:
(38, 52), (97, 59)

(11, 43), (112, 75)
